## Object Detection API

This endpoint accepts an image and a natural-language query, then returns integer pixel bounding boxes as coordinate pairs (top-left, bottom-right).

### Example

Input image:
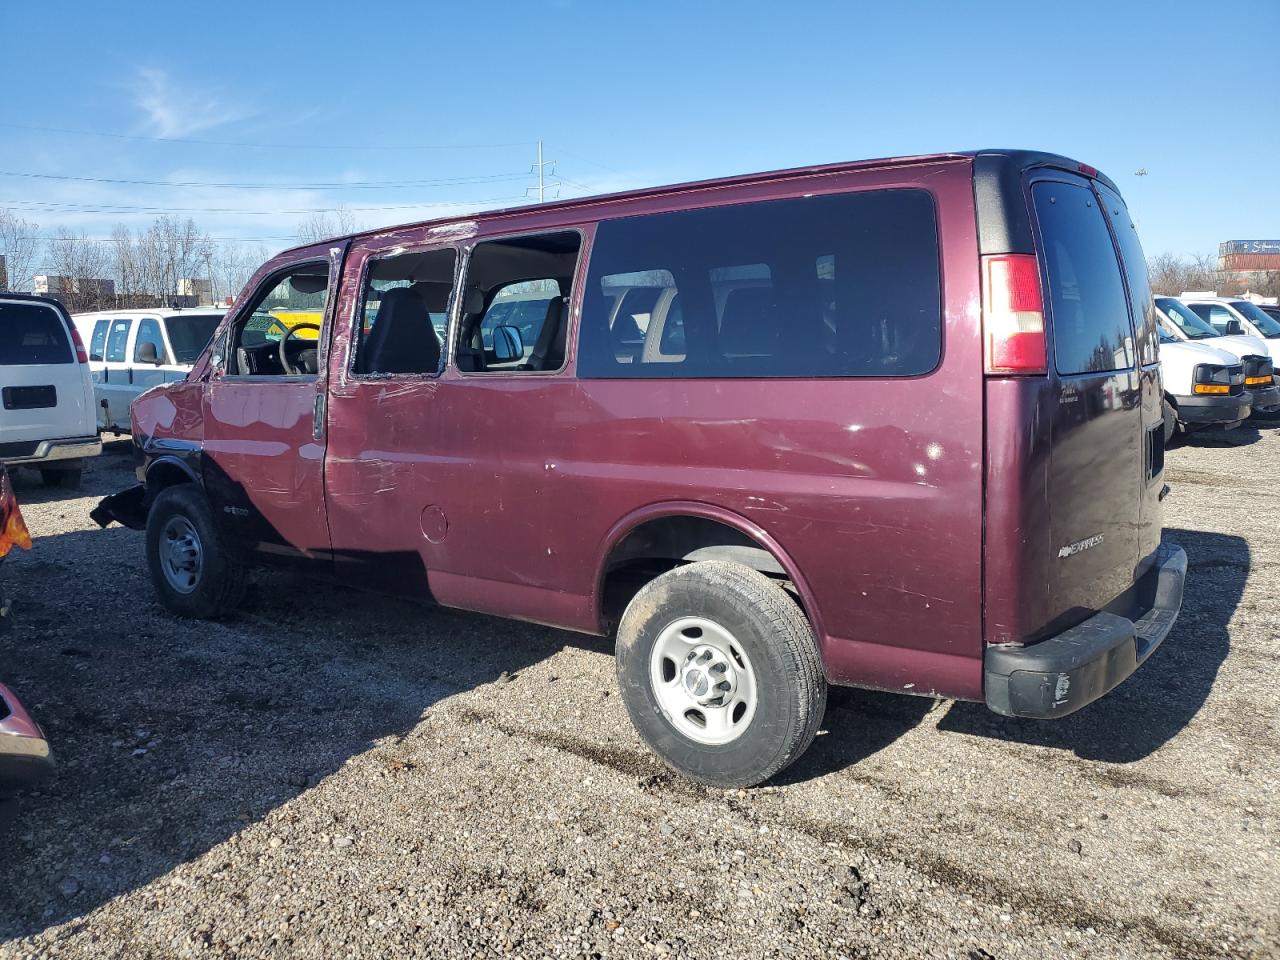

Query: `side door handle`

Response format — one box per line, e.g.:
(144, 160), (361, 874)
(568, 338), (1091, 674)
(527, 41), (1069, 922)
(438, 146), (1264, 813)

(313, 391), (326, 441)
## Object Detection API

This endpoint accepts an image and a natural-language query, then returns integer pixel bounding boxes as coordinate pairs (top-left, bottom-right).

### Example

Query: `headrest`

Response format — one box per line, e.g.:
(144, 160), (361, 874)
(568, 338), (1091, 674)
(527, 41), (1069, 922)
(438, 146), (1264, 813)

(720, 287), (779, 356)
(409, 281), (453, 313)
(290, 274), (328, 295)
(464, 287), (485, 315)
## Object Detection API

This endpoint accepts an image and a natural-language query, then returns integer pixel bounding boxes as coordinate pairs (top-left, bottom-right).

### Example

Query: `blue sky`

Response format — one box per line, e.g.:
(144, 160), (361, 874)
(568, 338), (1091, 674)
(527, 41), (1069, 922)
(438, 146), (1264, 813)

(2, 0), (1277, 259)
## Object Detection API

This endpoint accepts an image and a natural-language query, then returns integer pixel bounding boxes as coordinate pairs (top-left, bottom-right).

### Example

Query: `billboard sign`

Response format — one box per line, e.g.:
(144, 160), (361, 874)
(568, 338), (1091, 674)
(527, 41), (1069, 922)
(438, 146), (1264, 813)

(1220, 240), (1280, 256)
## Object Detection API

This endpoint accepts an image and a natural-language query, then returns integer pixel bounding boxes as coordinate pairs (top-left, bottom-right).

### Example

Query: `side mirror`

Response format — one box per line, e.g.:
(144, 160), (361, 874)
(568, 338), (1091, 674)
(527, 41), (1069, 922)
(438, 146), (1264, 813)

(491, 324), (524, 362)
(1225, 319), (1244, 336)
(137, 341), (162, 364)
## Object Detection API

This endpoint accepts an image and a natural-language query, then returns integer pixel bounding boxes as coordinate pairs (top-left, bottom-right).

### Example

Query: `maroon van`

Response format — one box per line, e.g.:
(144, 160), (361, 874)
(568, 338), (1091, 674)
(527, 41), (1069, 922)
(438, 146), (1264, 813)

(94, 150), (1186, 787)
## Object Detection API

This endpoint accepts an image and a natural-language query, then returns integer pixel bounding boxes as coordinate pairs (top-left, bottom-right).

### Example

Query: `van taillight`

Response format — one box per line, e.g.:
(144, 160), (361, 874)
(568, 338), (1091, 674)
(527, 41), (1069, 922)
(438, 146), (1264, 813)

(69, 325), (89, 364)
(983, 254), (1047, 375)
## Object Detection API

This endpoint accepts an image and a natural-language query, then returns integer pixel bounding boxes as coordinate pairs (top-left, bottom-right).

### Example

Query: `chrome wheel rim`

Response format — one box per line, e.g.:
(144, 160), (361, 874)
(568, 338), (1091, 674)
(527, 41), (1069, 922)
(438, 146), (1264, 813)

(649, 616), (758, 745)
(159, 516), (203, 594)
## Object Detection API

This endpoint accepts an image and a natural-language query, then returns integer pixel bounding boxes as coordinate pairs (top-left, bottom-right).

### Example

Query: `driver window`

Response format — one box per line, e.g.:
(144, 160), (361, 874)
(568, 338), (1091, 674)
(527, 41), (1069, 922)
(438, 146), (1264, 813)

(227, 265), (329, 376)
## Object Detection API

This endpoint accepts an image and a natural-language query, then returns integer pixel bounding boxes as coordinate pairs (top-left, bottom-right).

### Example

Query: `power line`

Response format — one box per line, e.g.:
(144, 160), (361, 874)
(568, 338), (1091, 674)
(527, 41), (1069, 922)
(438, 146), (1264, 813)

(0, 169), (531, 191)
(0, 120), (532, 152)
(0, 195), (531, 216)
(31, 234), (299, 244)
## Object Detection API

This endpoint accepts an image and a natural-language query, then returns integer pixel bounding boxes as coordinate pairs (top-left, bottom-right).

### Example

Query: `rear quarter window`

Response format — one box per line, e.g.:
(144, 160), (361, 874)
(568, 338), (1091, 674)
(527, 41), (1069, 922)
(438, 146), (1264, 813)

(1032, 181), (1135, 376)
(577, 189), (942, 379)
(0, 301), (74, 365)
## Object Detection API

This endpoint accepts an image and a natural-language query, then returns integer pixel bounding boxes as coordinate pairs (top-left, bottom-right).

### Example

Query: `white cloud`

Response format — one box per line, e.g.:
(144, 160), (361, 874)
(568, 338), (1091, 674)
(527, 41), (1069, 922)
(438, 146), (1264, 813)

(133, 67), (248, 139)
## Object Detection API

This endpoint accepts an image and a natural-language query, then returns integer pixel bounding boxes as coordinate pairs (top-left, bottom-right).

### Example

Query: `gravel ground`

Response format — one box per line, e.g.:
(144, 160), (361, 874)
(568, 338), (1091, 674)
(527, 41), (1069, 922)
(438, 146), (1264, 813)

(0, 428), (1276, 960)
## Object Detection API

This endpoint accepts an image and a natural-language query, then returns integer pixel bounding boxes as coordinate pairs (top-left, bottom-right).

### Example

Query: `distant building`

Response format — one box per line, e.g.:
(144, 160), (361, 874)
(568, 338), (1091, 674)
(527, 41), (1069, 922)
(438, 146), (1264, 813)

(0, 254), (7, 291)
(176, 277), (213, 305)
(33, 275), (116, 305)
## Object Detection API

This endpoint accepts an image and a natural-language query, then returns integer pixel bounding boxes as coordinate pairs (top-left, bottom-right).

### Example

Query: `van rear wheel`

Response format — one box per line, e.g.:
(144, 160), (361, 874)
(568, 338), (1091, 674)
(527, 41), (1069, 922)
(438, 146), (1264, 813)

(615, 561), (826, 788)
(146, 485), (247, 619)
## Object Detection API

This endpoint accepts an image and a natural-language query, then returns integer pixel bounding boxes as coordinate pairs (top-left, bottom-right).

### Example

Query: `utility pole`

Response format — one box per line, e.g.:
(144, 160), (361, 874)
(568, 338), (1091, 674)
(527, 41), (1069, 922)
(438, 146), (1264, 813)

(531, 140), (557, 204)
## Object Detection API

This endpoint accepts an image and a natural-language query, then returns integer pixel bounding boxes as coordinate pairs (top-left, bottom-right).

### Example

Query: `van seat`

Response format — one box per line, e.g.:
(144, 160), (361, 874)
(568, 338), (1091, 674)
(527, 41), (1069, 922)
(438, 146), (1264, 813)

(361, 286), (440, 374)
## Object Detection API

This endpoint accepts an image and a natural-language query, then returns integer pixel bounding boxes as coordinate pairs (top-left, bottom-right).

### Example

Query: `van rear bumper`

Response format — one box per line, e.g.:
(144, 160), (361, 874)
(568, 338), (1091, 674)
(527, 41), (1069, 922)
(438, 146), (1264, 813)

(984, 542), (1187, 719)
(0, 436), (102, 466)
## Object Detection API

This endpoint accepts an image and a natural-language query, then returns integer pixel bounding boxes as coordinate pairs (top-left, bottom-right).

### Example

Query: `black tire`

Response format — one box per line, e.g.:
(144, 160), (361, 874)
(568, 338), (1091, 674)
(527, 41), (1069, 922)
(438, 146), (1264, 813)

(1162, 398), (1177, 446)
(40, 467), (81, 489)
(146, 484), (248, 619)
(616, 560), (827, 788)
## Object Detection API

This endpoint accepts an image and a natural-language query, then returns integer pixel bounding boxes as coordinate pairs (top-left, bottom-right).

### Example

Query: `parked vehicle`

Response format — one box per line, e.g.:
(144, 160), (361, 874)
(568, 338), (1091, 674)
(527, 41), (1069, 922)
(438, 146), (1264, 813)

(1257, 303), (1280, 324)
(1154, 296), (1280, 414)
(1180, 293), (1280, 346)
(0, 463), (50, 794)
(0, 294), (102, 488)
(1157, 328), (1252, 437)
(94, 149), (1186, 787)
(72, 308), (225, 432)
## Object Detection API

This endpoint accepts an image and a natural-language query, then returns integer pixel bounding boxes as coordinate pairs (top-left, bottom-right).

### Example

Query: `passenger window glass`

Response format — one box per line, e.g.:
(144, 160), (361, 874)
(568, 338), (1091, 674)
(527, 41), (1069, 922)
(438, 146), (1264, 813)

(0, 301), (73, 365)
(105, 319), (132, 363)
(1097, 187), (1156, 365)
(353, 247), (455, 376)
(456, 231), (581, 373)
(133, 319), (167, 364)
(228, 265), (329, 376)
(1205, 305), (1234, 334)
(578, 190), (942, 379)
(1032, 182), (1134, 376)
(89, 319), (109, 362)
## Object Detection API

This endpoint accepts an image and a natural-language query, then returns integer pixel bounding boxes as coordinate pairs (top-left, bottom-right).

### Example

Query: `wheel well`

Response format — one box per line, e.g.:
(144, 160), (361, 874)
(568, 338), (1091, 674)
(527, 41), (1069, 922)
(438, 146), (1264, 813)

(146, 460), (197, 495)
(599, 515), (791, 632)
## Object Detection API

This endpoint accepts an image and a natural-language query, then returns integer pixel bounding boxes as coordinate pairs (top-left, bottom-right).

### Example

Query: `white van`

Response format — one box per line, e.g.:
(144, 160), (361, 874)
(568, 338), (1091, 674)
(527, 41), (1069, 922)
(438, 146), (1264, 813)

(0, 295), (101, 487)
(1157, 328), (1252, 437)
(72, 309), (225, 432)
(1154, 296), (1280, 414)
(1179, 293), (1280, 349)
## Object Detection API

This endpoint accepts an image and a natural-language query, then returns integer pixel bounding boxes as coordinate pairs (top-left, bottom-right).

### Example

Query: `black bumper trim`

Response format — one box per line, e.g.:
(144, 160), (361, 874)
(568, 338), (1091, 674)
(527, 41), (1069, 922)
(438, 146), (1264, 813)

(1246, 384), (1280, 413)
(1173, 392), (1252, 425)
(984, 542), (1187, 719)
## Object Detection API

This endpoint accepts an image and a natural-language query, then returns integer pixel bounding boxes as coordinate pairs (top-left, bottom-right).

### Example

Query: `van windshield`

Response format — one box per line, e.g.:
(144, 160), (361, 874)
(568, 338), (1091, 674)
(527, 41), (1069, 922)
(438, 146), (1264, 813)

(0, 300), (73, 365)
(1231, 300), (1280, 338)
(166, 313), (224, 363)
(1156, 297), (1218, 340)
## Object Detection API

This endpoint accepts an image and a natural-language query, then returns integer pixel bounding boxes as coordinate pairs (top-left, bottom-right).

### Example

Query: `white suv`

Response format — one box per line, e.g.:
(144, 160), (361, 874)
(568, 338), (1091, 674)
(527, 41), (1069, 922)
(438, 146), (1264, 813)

(0, 295), (101, 487)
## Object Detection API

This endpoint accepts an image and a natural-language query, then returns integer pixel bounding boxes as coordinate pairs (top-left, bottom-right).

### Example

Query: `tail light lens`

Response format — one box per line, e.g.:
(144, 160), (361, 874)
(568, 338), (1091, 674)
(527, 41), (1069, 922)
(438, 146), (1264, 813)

(69, 325), (89, 364)
(983, 254), (1047, 375)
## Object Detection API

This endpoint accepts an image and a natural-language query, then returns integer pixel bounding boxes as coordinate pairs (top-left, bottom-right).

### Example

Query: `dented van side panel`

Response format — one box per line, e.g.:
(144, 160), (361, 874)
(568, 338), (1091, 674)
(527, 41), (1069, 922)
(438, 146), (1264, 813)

(130, 157), (985, 700)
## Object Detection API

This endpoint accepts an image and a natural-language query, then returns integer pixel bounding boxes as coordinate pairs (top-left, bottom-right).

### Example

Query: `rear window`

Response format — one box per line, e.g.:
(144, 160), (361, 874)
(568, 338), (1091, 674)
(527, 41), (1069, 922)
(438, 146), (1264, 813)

(1097, 185), (1156, 365)
(1032, 181), (1134, 376)
(577, 189), (942, 379)
(166, 313), (224, 363)
(0, 301), (74, 366)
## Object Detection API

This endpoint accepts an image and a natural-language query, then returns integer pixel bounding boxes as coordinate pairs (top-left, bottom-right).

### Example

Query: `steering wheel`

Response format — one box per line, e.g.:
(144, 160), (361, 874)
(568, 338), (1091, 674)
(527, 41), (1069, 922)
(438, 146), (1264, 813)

(277, 323), (321, 375)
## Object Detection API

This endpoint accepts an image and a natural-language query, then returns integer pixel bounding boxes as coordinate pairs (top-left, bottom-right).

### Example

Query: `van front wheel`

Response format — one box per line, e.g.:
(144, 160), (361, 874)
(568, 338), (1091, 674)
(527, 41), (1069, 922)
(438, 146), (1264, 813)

(146, 485), (247, 619)
(616, 561), (826, 788)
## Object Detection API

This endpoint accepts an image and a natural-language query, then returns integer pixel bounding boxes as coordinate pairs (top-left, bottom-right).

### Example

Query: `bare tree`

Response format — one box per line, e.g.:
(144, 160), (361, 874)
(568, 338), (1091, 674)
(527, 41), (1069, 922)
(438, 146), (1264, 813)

(44, 229), (113, 312)
(1147, 252), (1223, 296)
(210, 242), (268, 305)
(295, 206), (359, 245)
(0, 208), (40, 292)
